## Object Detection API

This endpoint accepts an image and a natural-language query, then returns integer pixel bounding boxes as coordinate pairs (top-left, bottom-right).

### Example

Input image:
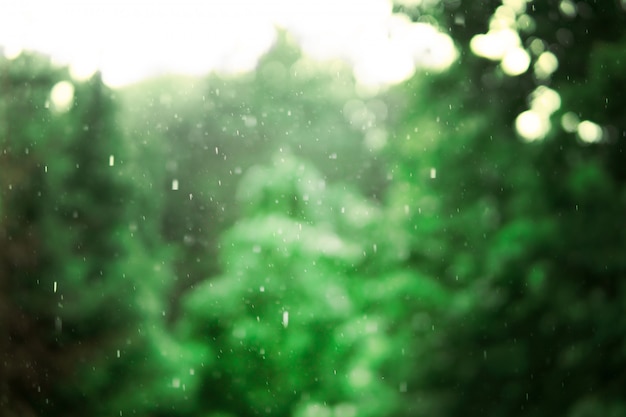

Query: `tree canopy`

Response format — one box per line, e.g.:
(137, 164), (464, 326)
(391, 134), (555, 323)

(1, 2), (625, 417)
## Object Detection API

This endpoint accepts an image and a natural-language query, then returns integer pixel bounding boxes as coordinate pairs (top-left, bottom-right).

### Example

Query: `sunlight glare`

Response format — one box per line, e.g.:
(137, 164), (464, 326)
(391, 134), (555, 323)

(0, 0), (455, 88)
(500, 46), (530, 75)
(470, 3), (534, 78)
(530, 86), (561, 115)
(502, 0), (528, 15)
(50, 81), (75, 113)
(515, 110), (549, 142)
(470, 28), (520, 61)
(515, 86), (560, 142)
(2, 46), (22, 60)
(492, 5), (518, 29)
(534, 51), (559, 79)
(577, 120), (603, 143)
(70, 61), (98, 81)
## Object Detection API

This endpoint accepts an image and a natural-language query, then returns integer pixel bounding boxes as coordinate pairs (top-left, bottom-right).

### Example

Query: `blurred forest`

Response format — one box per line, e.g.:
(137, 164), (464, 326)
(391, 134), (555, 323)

(1, 1), (626, 417)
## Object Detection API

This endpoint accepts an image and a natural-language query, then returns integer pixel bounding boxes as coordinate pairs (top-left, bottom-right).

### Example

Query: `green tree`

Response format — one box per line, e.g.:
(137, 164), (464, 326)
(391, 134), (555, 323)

(0, 51), (66, 417)
(386, 1), (626, 416)
(0, 52), (190, 417)
(118, 34), (390, 308)
(177, 153), (419, 417)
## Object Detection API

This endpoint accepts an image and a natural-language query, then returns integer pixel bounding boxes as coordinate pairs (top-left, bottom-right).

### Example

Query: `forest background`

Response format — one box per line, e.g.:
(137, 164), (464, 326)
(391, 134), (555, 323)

(2, 1), (626, 417)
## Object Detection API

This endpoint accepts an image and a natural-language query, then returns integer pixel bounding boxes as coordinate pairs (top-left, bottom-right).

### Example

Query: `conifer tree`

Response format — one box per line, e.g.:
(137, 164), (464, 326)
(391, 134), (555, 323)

(387, 1), (626, 416)
(0, 52), (190, 417)
(177, 152), (418, 417)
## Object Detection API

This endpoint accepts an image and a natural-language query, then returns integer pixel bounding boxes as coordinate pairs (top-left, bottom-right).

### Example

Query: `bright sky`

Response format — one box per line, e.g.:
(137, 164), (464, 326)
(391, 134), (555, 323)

(0, 0), (457, 87)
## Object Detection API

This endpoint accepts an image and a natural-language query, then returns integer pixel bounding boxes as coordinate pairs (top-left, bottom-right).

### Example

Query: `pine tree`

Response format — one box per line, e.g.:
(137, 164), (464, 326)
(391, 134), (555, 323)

(386, 1), (626, 416)
(0, 52), (190, 417)
(117, 34), (389, 306)
(177, 152), (415, 417)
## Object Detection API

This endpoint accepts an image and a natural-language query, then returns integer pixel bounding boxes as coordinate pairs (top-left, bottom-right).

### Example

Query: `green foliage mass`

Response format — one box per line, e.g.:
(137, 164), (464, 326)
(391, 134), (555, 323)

(118, 33), (388, 320)
(0, 53), (189, 417)
(2, 2), (626, 417)
(386, 2), (626, 417)
(177, 152), (421, 417)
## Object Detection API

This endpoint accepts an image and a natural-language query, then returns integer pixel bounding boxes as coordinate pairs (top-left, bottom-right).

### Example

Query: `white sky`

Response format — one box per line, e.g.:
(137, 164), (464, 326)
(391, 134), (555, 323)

(0, 0), (457, 87)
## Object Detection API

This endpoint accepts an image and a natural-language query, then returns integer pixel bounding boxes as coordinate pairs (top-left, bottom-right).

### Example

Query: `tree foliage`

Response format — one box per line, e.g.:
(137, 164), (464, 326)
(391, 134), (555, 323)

(119, 34), (388, 317)
(177, 152), (420, 417)
(0, 53), (187, 417)
(386, 2), (626, 416)
(2, 2), (626, 416)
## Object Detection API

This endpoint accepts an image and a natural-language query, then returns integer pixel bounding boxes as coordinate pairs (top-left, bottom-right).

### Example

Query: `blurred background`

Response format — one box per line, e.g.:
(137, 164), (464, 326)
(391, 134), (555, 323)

(1, 1), (626, 416)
